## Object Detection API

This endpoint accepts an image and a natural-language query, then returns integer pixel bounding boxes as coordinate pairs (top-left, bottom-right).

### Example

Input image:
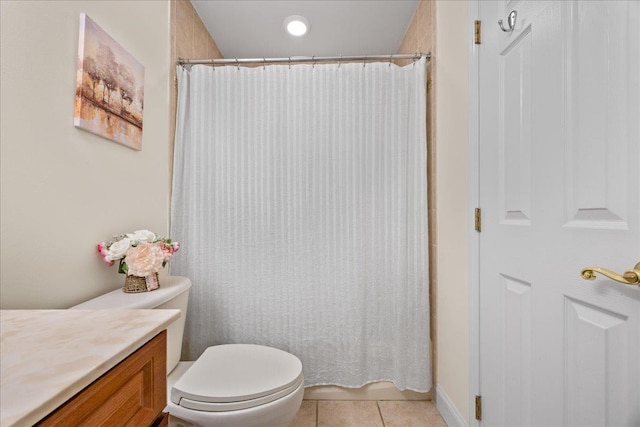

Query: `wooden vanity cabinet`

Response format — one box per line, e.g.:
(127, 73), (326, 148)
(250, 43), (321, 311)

(37, 331), (168, 427)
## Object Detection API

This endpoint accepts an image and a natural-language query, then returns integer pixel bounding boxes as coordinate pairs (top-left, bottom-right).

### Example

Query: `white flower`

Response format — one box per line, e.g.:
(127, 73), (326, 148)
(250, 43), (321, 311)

(127, 230), (157, 244)
(106, 238), (132, 261)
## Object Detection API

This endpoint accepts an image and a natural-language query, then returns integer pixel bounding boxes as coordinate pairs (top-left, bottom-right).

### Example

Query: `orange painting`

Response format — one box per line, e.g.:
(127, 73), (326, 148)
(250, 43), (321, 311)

(74, 14), (144, 150)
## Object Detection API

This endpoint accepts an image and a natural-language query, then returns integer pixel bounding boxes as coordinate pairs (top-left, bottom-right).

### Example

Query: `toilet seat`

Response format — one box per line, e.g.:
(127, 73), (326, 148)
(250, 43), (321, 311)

(171, 344), (304, 412)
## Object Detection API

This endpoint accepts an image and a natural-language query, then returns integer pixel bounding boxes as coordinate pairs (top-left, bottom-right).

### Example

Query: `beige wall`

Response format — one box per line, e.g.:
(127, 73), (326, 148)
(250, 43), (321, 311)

(0, 1), (171, 309)
(435, 0), (469, 423)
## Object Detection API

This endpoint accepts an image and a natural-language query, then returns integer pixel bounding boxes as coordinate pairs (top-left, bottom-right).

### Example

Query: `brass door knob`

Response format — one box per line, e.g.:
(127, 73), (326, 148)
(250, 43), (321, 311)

(581, 262), (640, 286)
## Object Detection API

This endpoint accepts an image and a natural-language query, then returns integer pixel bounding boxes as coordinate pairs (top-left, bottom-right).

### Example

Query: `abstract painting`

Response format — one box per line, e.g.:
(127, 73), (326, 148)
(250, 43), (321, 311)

(74, 14), (144, 150)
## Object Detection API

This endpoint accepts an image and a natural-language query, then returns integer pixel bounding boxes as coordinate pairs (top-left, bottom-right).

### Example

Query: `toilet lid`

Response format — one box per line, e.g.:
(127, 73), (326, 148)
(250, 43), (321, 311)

(171, 344), (303, 412)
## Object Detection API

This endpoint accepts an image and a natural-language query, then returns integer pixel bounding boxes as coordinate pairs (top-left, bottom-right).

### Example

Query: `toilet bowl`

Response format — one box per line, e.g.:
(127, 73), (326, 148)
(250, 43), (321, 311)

(71, 276), (304, 427)
(167, 344), (304, 427)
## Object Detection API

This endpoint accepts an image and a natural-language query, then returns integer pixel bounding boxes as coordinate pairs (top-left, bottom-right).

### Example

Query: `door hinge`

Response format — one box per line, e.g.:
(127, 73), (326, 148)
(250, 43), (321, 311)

(474, 20), (481, 44)
(475, 395), (482, 420)
(475, 208), (482, 232)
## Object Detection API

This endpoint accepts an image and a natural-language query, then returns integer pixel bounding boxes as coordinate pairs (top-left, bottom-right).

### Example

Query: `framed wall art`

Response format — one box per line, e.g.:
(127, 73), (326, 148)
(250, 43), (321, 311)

(74, 13), (144, 150)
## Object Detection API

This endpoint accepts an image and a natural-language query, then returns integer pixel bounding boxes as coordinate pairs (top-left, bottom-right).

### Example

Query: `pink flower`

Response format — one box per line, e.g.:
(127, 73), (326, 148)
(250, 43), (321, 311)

(97, 242), (108, 256)
(159, 242), (174, 261)
(97, 243), (114, 265)
(124, 243), (165, 276)
(172, 242), (180, 252)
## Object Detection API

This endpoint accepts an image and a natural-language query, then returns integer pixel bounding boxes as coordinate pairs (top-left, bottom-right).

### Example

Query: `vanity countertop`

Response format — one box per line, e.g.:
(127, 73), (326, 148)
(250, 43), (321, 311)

(0, 308), (180, 427)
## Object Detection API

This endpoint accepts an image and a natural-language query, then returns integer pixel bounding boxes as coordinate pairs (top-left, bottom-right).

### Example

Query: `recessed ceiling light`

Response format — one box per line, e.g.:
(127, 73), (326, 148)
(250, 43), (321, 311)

(284, 15), (310, 37)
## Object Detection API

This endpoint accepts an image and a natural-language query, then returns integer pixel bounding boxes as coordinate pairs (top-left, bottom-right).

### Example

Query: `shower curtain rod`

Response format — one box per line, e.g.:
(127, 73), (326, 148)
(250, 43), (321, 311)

(177, 53), (430, 66)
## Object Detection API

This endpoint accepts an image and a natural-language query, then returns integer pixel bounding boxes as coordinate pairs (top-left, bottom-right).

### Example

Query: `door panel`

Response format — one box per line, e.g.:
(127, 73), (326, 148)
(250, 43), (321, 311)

(499, 28), (532, 225)
(503, 275), (531, 427)
(563, 1), (634, 229)
(479, 1), (640, 426)
(565, 297), (630, 427)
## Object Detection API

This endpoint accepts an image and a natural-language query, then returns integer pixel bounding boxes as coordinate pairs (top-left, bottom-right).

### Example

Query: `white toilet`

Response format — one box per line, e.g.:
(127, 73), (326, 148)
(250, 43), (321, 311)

(71, 276), (304, 427)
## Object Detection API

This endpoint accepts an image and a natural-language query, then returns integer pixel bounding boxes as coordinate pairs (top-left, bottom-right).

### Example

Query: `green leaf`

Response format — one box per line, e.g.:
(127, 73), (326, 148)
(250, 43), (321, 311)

(118, 260), (128, 274)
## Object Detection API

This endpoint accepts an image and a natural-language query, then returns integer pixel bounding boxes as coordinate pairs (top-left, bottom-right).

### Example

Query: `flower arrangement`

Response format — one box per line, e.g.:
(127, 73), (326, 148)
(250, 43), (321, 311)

(97, 230), (180, 278)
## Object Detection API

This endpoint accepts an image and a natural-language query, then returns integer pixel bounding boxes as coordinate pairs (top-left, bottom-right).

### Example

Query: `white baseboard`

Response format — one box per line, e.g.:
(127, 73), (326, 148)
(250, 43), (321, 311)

(436, 384), (468, 427)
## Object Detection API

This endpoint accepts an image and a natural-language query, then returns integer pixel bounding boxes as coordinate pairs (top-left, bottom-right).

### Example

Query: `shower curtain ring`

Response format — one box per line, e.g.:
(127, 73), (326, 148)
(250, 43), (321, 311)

(363, 55), (367, 68)
(312, 55), (316, 69)
(389, 55), (393, 68)
(263, 57), (266, 70)
(235, 58), (239, 71)
(338, 54), (342, 69)
(288, 56), (291, 70)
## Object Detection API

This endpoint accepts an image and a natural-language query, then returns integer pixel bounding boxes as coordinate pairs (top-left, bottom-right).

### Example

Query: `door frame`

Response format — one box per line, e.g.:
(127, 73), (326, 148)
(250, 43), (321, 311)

(467, 0), (480, 426)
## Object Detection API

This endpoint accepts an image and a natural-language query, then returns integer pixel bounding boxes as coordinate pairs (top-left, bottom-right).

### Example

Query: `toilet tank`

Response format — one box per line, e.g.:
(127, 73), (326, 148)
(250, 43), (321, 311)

(71, 276), (191, 374)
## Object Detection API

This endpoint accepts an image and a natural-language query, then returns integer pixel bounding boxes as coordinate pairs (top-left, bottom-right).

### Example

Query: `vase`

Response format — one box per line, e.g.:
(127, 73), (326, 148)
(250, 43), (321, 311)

(123, 272), (160, 293)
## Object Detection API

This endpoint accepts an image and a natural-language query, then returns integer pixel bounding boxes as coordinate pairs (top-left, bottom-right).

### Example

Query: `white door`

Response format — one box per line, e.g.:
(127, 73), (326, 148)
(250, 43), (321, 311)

(478, 1), (640, 426)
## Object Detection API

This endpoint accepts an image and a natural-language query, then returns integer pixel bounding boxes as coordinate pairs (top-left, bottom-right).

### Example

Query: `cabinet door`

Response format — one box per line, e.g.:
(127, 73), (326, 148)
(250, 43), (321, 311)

(37, 331), (167, 427)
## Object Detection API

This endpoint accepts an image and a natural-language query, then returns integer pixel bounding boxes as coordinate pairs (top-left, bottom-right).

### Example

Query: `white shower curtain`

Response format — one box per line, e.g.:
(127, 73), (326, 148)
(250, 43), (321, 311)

(171, 58), (430, 391)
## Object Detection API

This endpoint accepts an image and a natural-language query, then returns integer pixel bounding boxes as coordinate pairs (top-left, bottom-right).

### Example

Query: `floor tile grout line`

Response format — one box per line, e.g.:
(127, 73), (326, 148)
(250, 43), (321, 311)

(301, 399), (445, 427)
(376, 400), (386, 427)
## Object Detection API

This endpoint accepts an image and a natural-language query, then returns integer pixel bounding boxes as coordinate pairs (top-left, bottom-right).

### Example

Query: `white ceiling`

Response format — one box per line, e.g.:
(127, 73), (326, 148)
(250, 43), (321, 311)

(191, 0), (420, 59)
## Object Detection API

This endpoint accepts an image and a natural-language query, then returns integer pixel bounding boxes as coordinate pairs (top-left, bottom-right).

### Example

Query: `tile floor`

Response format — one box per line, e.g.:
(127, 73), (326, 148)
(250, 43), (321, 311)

(290, 400), (447, 427)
